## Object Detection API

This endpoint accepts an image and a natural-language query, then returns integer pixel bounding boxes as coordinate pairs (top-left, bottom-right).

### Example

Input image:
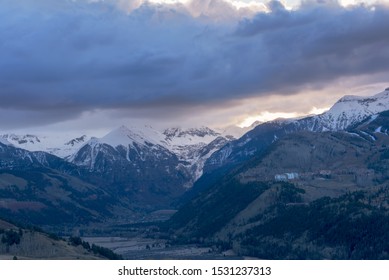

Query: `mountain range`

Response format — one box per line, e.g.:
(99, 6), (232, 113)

(1, 87), (389, 252)
(1, 125), (232, 186)
(206, 88), (389, 171)
(0, 125), (234, 231)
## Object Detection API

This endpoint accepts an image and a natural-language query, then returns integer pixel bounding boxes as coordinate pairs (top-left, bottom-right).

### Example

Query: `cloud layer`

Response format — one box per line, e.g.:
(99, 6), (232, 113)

(1, 0), (389, 128)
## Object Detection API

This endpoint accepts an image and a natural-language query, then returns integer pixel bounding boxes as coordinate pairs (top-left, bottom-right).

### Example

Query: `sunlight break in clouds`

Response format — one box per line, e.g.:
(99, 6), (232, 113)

(238, 111), (301, 127)
(237, 105), (330, 128)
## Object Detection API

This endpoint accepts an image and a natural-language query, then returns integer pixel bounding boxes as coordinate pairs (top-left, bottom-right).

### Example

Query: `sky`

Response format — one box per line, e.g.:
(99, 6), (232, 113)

(1, 0), (389, 137)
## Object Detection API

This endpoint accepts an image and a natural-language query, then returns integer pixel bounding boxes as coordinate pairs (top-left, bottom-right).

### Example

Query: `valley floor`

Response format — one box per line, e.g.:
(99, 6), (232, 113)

(83, 236), (241, 260)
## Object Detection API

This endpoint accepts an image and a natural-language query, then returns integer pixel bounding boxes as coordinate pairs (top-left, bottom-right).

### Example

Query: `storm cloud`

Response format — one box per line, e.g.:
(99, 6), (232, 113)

(1, 0), (389, 128)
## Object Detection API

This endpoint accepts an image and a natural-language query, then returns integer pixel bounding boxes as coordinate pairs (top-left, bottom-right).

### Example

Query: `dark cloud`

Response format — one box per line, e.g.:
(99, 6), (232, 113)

(234, 1), (389, 91)
(1, 0), (389, 128)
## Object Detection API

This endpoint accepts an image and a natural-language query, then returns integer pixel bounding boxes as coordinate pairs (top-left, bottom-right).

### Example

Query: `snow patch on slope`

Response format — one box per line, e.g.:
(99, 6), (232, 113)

(163, 127), (219, 147)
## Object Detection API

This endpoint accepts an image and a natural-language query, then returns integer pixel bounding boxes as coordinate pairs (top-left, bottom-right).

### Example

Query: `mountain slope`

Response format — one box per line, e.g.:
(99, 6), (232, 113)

(237, 188), (389, 259)
(190, 89), (389, 199)
(0, 142), (133, 230)
(68, 125), (191, 207)
(0, 218), (118, 259)
(161, 127), (233, 183)
(167, 110), (389, 259)
(0, 141), (78, 172)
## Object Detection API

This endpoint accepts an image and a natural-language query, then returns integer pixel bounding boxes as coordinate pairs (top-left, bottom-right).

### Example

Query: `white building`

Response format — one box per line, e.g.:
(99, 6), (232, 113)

(275, 172), (299, 182)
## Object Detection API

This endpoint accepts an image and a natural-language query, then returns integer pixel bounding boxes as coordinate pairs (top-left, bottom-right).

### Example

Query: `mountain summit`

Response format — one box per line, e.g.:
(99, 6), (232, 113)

(307, 88), (389, 131)
(98, 125), (164, 148)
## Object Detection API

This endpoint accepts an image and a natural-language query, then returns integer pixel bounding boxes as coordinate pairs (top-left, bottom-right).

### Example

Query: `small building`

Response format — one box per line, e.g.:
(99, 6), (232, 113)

(275, 174), (288, 182)
(275, 172), (299, 182)
(285, 172), (299, 180)
(319, 170), (332, 176)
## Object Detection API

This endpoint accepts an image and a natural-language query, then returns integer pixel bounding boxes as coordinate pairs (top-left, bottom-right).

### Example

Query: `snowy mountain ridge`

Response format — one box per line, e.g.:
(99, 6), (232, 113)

(59, 124), (231, 187)
(203, 87), (389, 173)
(0, 133), (89, 158)
(2, 88), (389, 161)
(163, 127), (221, 147)
(73, 125), (224, 156)
(303, 88), (389, 131)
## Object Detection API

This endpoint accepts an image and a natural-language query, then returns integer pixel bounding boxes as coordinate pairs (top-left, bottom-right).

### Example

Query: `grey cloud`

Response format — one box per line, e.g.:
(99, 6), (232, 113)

(0, 108), (84, 130)
(233, 1), (389, 92)
(1, 0), (389, 127)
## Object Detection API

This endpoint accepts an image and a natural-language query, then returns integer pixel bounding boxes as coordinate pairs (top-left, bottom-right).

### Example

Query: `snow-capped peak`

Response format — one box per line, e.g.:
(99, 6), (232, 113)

(312, 88), (389, 131)
(99, 125), (164, 148)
